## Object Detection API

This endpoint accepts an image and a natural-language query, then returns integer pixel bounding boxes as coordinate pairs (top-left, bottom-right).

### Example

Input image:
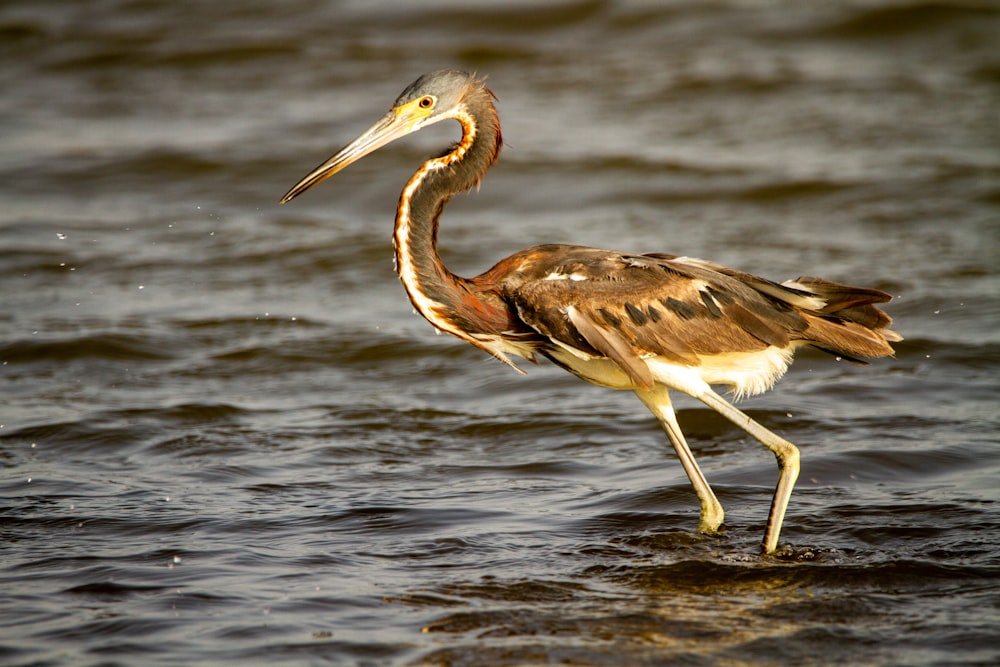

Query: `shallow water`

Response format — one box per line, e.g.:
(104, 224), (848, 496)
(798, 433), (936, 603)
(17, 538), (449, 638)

(2, 1), (999, 665)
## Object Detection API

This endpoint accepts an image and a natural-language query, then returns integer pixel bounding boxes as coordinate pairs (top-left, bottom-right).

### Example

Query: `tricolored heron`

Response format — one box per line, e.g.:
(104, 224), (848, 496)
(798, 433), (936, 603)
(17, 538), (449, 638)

(280, 70), (899, 554)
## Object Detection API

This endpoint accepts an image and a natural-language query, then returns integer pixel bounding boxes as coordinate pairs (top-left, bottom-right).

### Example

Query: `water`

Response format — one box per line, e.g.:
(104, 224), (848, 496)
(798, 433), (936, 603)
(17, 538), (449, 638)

(2, 1), (999, 665)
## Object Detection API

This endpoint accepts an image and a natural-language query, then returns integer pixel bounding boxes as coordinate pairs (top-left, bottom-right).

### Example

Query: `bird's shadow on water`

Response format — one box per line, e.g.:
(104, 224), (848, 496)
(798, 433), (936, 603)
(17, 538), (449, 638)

(397, 526), (913, 667)
(395, 466), (1000, 663)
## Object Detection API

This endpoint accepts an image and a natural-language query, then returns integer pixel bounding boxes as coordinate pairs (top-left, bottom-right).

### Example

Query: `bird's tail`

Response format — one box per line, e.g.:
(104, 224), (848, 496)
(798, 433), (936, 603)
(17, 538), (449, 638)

(786, 276), (902, 364)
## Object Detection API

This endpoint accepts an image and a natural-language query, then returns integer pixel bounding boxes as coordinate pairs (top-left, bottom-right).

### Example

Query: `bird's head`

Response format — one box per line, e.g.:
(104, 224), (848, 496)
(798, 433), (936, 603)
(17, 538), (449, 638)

(280, 70), (487, 204)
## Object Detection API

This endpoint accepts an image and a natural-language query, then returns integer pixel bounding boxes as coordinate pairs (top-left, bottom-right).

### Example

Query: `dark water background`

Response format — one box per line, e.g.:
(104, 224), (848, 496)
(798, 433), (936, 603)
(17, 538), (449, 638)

(2, 1), (999, 665)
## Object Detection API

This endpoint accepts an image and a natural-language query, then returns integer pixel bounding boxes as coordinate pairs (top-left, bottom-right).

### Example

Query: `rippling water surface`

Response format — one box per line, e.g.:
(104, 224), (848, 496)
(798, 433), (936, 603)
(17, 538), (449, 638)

(2, 1), (999, 665)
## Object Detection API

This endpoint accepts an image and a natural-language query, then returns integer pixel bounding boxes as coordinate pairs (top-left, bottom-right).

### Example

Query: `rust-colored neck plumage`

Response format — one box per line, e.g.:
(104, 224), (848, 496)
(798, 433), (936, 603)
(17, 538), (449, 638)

(392, 82), (503, 340)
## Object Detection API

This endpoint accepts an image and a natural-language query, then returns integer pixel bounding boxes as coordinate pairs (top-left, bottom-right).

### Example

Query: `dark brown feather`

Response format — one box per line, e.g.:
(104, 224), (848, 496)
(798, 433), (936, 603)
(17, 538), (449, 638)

(791, 276), (897, 333)
(566, 306), (654, 388)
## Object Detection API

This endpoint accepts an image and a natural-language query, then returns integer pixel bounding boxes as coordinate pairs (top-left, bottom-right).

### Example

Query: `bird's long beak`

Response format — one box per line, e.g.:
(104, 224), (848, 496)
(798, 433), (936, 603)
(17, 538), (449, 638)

(279, 100), (431, 204)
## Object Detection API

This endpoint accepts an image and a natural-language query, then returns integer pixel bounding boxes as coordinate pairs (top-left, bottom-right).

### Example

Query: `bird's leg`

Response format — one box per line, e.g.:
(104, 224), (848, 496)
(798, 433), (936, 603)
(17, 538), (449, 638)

(634, 386), (725, 535)
(695, 388), (800, 554)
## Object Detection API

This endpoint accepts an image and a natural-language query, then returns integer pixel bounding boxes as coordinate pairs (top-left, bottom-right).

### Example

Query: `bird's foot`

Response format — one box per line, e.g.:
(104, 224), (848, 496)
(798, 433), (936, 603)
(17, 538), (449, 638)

(696, 504), (725, 535)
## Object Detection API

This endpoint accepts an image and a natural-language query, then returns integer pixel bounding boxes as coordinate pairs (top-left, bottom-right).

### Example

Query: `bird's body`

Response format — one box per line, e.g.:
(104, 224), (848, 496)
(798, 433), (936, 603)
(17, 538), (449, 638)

(281, 70), (899, 554)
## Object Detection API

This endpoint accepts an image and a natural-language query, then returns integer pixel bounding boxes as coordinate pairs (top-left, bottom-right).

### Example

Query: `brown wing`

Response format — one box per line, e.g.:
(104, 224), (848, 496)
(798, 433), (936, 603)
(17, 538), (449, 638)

(491, 245), (897, 387)
(494, 247), (807, 386)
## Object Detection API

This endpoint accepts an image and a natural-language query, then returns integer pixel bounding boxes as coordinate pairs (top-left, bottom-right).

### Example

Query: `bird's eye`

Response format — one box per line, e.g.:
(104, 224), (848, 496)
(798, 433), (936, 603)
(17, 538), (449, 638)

(418, 96), (434, 109)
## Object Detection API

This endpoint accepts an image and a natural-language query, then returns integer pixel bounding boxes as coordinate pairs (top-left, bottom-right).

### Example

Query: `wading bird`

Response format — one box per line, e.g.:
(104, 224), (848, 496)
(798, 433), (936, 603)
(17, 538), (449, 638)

(280, 70), (899, 554)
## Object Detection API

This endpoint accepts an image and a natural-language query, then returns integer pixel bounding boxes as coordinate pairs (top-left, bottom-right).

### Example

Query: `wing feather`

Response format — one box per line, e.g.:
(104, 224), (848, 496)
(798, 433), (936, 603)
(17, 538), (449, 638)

(502, 248), (800, 370)
(566, 305), (654, 388)
(486, 245), (897, 383)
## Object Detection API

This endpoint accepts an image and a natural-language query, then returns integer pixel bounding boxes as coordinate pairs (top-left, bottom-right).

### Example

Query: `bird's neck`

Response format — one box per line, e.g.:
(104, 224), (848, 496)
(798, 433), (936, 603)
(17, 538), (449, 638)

(392, 103), (502, 339)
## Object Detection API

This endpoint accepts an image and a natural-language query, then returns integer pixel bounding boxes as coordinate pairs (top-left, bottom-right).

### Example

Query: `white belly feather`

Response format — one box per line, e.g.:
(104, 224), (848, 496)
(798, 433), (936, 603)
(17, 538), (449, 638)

(546, 343), (798, 399)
